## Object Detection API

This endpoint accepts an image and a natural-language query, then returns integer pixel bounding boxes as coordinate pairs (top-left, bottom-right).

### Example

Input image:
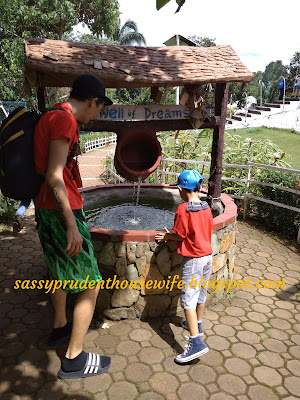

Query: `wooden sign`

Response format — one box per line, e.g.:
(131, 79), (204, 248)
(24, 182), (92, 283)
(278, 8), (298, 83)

(99, 105), (190, 121)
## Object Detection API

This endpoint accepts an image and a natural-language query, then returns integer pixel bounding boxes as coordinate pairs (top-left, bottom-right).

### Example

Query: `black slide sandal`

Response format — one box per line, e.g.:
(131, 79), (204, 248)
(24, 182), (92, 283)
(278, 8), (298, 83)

(58, 353), (111, 379)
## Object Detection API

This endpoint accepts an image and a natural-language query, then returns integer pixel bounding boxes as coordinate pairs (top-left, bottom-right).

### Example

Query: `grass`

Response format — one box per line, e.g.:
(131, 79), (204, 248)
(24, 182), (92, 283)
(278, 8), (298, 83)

(225, 127), (300, 169)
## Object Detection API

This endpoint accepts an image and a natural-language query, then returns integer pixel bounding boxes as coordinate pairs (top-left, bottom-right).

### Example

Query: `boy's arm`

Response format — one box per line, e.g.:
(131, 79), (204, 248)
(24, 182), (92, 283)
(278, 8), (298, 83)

(46, 137), (83, 257)
(155, 227), (184, 242)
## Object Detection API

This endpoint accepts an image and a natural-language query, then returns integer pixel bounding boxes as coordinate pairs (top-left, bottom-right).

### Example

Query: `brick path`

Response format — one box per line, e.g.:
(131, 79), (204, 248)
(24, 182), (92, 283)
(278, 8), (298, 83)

(78, 144), (116, 187)
(0, 146), (300, 399)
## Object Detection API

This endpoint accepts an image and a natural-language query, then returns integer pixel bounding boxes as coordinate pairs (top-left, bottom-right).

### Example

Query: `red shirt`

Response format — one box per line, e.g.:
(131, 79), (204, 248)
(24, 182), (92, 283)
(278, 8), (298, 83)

(34, 102), (83, 210)
(172, 202), (213, 257)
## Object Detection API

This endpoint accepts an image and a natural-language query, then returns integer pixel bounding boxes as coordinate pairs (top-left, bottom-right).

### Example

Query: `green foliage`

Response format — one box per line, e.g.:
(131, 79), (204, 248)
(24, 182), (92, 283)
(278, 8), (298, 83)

(253, 169), (299, 238)
(156, 0), (185, 11)
(115, 19), (146, 45)
(188, 35), (216, 47)
(0, 191), (17, 219)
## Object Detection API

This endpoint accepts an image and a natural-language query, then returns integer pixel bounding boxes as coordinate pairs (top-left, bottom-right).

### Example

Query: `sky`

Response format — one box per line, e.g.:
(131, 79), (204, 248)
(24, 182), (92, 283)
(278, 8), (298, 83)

(115, 0), (299, 73)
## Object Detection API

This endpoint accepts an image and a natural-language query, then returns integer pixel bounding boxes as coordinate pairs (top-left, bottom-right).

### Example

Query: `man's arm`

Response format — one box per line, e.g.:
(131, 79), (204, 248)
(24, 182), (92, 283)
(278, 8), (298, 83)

(155, 227), (184, 242)
(46, 138), (83, 257)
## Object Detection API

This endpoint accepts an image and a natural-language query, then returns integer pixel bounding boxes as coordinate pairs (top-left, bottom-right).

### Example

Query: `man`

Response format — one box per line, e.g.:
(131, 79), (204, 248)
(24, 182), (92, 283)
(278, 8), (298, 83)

(34, 74), (113, 379)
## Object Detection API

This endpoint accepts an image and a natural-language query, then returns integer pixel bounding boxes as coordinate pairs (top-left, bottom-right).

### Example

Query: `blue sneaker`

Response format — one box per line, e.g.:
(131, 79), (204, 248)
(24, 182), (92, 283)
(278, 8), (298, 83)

(181, 319), (204, 336)
(176, 335), (209, 363)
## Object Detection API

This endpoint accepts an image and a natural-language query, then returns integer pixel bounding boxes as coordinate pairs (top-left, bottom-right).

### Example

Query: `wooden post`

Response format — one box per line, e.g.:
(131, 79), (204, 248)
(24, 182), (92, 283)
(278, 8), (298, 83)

(208, 83), (229, 213)
(37, 86), (46, 113)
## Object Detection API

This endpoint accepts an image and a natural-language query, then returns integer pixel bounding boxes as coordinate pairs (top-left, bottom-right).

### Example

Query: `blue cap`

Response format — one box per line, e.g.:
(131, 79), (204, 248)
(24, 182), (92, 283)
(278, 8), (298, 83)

(176, 169), (203, 190)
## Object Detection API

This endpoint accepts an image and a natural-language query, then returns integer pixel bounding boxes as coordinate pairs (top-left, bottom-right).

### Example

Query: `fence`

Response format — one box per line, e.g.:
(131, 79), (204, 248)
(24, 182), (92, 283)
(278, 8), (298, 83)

(106, 153), (300, 242)
(84, 134), (117, 153)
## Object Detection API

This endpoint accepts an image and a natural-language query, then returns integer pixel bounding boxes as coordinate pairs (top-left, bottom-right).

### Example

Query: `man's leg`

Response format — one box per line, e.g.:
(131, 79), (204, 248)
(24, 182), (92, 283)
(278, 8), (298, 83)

(66, 286), (100, 359)
(196, 302), (205, 322)
(184, 309), (199, 337)
(50, 288), (68, 328)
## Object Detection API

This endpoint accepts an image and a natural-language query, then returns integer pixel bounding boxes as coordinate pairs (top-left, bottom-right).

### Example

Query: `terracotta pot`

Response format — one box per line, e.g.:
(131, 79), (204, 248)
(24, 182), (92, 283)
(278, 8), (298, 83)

(114, 129), (162, 182)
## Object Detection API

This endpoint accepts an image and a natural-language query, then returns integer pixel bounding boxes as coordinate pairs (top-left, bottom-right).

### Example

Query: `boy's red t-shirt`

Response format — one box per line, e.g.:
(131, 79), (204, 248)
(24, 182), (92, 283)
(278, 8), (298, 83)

(34, 102), (83, 210)
(172, 202), (213, 257)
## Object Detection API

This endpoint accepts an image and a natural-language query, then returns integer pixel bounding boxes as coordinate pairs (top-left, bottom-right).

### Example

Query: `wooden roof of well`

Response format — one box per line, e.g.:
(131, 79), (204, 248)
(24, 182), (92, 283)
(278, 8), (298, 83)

(25, 38), (253, 89)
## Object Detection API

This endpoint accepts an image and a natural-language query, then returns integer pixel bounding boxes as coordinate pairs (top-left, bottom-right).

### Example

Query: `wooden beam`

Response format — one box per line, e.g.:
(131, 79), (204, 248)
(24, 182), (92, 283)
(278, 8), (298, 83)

(84, 117), (217, 134)
(37, 86), (46, 113)
(208, 83), (229, 207)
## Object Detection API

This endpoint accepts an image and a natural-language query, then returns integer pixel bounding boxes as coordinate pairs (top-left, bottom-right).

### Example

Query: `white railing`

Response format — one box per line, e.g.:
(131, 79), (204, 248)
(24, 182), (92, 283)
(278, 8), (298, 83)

(84, 134), (117, 153)
(106, 153), (300, 242)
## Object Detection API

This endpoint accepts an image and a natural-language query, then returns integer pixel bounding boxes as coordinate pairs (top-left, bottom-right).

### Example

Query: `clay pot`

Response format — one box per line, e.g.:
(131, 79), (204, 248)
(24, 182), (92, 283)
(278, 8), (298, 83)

(114, 129), (162, 182)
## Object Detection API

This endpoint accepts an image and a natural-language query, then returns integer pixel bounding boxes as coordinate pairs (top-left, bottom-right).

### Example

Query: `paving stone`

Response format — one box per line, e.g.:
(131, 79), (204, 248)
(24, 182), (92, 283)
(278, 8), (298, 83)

(248, 384), (280, 400)
(242, 375), (255, 384)
(177, 382), (208, 400)
(278, 368), (289, 376)
(210, 394), (235, 400)
(219, 316), (241, 326)
(150, 372), (179, 395)
(36, 381), (67, 399)
(213, 324), (236, 337)
(217, 374), (246, 395)
(107, 381), (138, 400)
(269, 318), (292, 330)
(108, 322), (132, 336)
(263, 338), (287, 353)
(253, 366), (282, 386)
(189, 364), (216, 384)
(138, 392), (164, 400)
(83, 372), (112, 393)
(152, 364), (163, 372)
(231, 343), (256, 359)
(95, 335), (119, 349)
(224, 358), (251, 376)
(286, 359), (300, 376)
(129, 329), (152, 342)
(108, 355), (127, 373)
(237, 330), (260, 344)
(124, 363), (152, 383)
(116, 341), (141, 356)
(283, 376), (300, 397)
(178, 373), (190, 382)
(266, 328), (289, 341)
(206, 336), (230, 351)
(138, 347), (164, 365)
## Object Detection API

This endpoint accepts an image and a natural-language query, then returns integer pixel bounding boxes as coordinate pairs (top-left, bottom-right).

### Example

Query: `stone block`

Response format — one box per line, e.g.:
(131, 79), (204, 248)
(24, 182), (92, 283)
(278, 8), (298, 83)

(212, 253), (227, 273)
(136, 243), (150, 258)
(136, 257), (147, 275)
(98, 242), (116, 267)
(227, 243), (236, 264)
(95, 289), (111, 314)
(140, 264), (166, 295)
(211, 232), (220, 256)
(146, 251), (156, 264)
(116, 257), (127, 277)
(170, 294), (180, 309)
(171, 251), (182, 268)
(223, 265), (228, 280)
(126, 264), (138, 282)
(111, 286), (139, 308)
(149, 242), (158, 252)
(134, 296), (147, 319)
(115, 242), (126, 257)
(220, 231), (235, 253)
(93, 240), (103, 252)
(126, 243), (137, 264)
(104, 307), (137, 320)
(168, 268), (182, 296)
(156, 246), (172, 276)
(142, 294), (171, 319)
(228, 255), (235, 276)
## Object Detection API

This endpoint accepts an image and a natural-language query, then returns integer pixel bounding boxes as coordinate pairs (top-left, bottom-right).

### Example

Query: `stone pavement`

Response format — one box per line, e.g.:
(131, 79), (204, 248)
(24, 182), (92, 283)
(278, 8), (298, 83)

(0, 213), (300, 400)
(78, 144), (116, 188)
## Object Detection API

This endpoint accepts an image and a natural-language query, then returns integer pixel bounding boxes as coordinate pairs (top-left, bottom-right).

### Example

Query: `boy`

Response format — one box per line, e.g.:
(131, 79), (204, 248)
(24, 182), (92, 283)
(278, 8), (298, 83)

(155, 169), (213, 363)
(34, 74), (113, 379)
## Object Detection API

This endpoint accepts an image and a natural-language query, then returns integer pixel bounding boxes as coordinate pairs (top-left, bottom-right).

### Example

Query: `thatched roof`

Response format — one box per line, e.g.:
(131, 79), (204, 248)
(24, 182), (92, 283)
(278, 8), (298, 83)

(25, 38), (253, 89)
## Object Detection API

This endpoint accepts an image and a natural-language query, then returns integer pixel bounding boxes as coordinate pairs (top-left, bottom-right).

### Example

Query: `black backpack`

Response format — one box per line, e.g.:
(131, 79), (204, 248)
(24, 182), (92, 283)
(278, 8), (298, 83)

(0, 106), (66, 200)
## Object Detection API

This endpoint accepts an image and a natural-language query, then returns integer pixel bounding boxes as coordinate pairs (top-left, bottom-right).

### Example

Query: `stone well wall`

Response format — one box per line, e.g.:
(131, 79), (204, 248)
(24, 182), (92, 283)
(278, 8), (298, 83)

(81, 185), (237, 321)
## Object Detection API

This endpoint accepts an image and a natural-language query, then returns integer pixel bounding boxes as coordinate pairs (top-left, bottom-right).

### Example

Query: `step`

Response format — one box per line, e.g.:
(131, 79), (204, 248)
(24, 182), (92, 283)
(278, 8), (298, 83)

(264, 103), (281, 108)
(285, 97), (300, 101)
(236, 112), (252, 117)
(273, 100), (291, 104)
(231, 115), (242, 121)
(226, 119), (233, 124)
(255, 106), (271, 111)
(248, 109), (261, 115)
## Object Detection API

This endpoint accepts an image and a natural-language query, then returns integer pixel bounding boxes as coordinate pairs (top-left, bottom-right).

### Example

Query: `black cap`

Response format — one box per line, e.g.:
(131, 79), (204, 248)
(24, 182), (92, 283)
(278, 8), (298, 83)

(71, 74), (113, 106)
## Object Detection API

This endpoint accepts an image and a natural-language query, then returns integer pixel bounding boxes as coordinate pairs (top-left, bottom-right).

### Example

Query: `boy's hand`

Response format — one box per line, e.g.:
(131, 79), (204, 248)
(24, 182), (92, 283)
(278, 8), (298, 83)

(155, 227), (170, 243)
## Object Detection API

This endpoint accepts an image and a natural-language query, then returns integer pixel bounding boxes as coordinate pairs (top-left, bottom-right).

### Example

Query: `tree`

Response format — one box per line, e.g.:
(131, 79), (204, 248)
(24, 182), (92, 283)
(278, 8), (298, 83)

(156, 0), (186, 12)
(188, 35), (216, 47)
(0, 0), (120, 101)
(114, 20), (146, 46)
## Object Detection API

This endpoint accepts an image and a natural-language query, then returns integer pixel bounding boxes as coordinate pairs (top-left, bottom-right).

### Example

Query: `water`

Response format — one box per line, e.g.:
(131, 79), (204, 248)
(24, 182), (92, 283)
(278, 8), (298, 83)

(85, 203), (175, 231)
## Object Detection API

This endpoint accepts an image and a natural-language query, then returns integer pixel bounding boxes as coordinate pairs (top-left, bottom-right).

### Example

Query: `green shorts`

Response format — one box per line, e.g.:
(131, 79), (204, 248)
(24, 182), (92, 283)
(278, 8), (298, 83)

(36, 208), (102, 293)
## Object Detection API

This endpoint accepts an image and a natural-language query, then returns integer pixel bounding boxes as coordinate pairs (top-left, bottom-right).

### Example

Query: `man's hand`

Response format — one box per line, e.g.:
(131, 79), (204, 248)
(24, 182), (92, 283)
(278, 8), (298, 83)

(65, 224), (83, 257)
(155, 227), (170, 243)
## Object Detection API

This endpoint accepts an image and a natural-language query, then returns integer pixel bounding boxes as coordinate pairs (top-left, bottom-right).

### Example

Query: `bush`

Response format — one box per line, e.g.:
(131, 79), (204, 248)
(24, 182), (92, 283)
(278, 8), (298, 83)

(0, 191), (17, 220)
(252, 169), (300, 238)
